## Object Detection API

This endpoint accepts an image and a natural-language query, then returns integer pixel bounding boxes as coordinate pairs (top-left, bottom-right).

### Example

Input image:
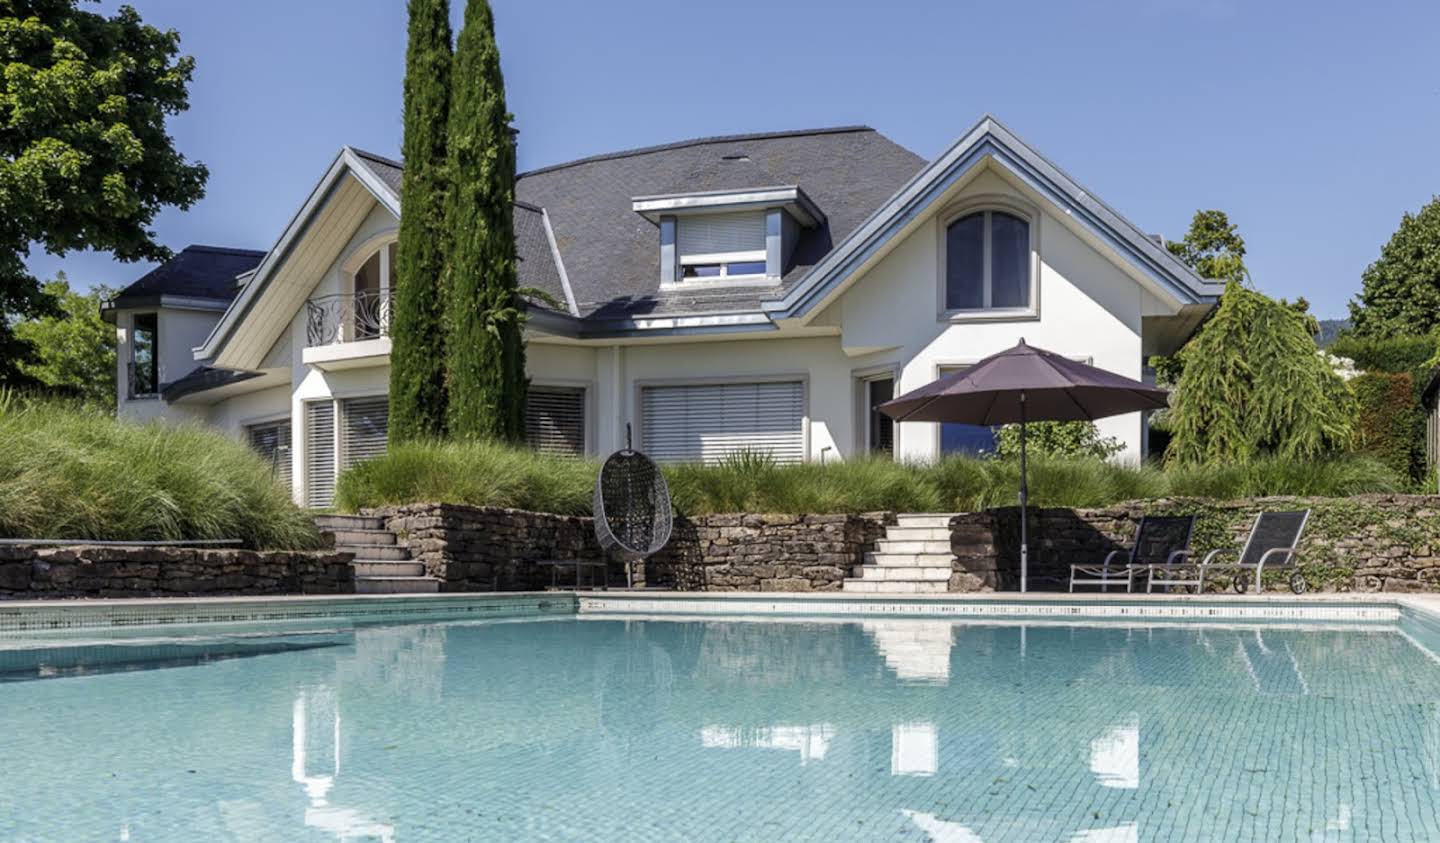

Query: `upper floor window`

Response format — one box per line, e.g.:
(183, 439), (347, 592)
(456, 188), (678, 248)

(130, 312), (159, 399)
(676, 211), (767, 281)
(944, 210), (1031, 312)
(351, 241), (396, 340)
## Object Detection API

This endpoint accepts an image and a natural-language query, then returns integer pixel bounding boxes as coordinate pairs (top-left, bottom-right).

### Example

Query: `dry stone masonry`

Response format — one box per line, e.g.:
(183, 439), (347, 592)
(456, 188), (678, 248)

(0, 545), (354, 599)
(949, 495), (1440, 593)
(365, 504), (892, 592)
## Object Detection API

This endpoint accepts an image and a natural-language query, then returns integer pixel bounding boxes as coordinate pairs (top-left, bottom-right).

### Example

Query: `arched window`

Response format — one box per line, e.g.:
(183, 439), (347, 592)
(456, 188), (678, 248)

(349, 239), (397, 340)
(944, 210), (1031, 312)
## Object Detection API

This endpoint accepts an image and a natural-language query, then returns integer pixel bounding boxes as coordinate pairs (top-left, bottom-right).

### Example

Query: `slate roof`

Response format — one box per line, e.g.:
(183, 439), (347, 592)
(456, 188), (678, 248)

(515, 126), (926, 320)
(346, 127), (926, 322)
(111, 245), (265, 306)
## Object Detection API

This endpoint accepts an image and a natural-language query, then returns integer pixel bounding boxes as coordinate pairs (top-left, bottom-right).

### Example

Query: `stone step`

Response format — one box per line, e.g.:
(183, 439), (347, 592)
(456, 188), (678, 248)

(314, 514), (385, 532)
(328, 528), (396, 547)
(354, 576), (440, 595)
(894, 513), (956, 529)
(883, 526), (951, 542)
(876, 539), (953, 555)
(865, 552), (956, 567)
(841, 579), (948, 594)
(853, 565), (951, 582)
(352, 561), (425, 578)
(334, 543), (410, 561)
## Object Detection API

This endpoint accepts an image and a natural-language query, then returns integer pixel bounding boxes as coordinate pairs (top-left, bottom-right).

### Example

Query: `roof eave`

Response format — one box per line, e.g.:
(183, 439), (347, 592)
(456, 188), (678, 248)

(762, 115), (1219, 321)
(194, 147), (399, 366)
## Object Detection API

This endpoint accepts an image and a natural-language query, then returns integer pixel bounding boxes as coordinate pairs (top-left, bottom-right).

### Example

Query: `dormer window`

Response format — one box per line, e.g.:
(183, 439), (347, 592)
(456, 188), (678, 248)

(633, 186), (826, 288)
(677, 211), (767, 280)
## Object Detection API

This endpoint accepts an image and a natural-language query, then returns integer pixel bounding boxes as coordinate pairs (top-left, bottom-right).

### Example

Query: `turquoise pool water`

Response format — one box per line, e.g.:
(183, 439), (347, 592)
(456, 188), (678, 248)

(2, 615), (1439, 841)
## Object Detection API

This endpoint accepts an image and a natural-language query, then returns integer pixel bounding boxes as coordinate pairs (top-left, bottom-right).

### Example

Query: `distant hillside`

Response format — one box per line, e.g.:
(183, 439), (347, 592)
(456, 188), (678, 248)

(1316, 319), (1350, 348)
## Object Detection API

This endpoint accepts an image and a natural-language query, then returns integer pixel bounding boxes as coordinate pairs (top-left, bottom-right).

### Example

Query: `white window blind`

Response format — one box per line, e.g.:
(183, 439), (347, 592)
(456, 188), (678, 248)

(305, 402), (335, 508)
(641, 381), (805, 464)
(247, 420), (292, 492)
(677, 212), (766, 257)
(526, 386), (586, 456)
(340, 396), (388, 469)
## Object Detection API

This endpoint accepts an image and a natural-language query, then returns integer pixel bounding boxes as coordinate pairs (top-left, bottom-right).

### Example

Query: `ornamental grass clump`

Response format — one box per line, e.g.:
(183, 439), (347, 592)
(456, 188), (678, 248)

(334, 438), (595, 515)
(0, 395), (321, 548)
(332, 439), (1405, 516)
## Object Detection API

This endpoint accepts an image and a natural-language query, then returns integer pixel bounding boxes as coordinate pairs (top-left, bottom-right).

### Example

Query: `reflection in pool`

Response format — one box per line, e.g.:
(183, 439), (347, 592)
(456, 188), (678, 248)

(1, 616), (1438, 840)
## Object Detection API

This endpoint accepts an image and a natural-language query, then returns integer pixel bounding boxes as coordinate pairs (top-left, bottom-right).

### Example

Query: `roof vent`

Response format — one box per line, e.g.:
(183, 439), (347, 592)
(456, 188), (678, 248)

(721, 154), (751, 162)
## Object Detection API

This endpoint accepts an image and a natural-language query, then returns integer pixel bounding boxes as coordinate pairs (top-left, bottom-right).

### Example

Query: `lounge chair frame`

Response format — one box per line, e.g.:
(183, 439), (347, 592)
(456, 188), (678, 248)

(1069, 516), (1196, 593)
(1142, 510), (1311, 595)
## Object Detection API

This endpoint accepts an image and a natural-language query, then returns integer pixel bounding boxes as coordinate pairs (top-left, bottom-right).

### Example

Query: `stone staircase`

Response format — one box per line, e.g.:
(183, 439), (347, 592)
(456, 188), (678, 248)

(843, 514), (956, 594)
(314, 514), (440, 594)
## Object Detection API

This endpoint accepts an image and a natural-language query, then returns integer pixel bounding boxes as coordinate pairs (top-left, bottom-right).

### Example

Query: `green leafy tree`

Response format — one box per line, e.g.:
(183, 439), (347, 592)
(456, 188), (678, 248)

(442, 0), (524, 441)
(1150, 209), (1253, 386)
(1165, 209), (1249, 286)
(1166, 280), (1355, 465)
(995, 421), (1123, 460)
(11, 274), (114, 408)
(0, 1), (207, 385)
(1349, 196), (1440, 337)
(388, 0), (453, 443)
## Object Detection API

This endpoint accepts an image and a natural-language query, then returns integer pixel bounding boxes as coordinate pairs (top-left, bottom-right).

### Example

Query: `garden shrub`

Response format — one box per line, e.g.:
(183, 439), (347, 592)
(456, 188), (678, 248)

(0, 394), (322, 548)
(1328, 333), (1438, 374)
(994, 421), (1123, 460)
(1350, 372), (1424, 480)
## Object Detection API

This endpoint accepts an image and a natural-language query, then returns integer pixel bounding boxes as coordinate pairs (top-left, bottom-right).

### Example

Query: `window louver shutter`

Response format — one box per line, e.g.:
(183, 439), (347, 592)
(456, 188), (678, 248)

(676, 212), (766, 256)
(526, 386), (586, 456)
(641, 381), (805, 464)
(248, 421), (293, 492)
(340, 396), (388, 469)
(305, 402), (335, 508)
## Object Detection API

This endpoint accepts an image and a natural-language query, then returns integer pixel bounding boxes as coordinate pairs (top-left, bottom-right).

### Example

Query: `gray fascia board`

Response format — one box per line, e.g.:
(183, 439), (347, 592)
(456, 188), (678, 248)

(193, 150), (358, 362)
(632, 186), (825, 228)
(103, 294), (231, 319)
(764, 116), (1220, 319)
(575, 316), (779, 341)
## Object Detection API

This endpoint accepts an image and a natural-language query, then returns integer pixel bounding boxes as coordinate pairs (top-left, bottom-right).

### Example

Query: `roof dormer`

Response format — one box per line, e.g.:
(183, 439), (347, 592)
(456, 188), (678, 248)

(632, 186), (825, 287)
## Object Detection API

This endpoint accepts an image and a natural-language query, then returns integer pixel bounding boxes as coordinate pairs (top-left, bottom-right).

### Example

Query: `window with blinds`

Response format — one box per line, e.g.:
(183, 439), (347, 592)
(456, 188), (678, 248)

(641, 381), (805, 464)
(525, 386), (586, 456)
(340, 396), (388, 469)
(247, 420), (293, 491)
(305, 402), (335, 508)
(676, 211), (766, 257)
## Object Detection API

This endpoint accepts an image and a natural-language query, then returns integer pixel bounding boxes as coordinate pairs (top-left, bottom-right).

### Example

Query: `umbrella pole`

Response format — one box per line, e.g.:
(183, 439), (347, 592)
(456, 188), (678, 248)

(1019, 392), (1028, 593)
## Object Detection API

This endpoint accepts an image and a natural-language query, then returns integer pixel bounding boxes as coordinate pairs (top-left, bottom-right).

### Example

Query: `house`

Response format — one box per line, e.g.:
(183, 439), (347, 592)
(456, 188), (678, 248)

(104, 115), (1221, 506)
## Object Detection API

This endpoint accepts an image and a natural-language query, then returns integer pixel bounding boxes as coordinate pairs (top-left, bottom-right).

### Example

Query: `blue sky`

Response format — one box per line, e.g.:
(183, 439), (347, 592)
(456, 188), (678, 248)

(32, 0), (1440, 319)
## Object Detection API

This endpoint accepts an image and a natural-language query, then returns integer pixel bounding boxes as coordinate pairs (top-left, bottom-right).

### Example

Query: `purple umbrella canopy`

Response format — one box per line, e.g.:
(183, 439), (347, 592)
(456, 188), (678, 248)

(878, 339), (1169, 425)
(878, 339), (1168, 592)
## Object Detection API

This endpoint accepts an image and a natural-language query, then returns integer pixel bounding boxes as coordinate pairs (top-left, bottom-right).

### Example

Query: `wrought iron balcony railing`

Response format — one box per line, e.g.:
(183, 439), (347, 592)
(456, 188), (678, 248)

(305, 290), (394, 347)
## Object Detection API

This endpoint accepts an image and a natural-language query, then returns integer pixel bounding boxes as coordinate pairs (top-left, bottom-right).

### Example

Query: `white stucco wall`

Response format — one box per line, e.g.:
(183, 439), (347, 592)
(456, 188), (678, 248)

(830, 168), (1154, 462)
(114, 307), (222, 423)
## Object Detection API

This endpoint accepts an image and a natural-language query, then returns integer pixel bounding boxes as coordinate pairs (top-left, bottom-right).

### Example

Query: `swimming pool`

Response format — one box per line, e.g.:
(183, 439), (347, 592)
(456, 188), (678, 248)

(2, 596), (1439, 841)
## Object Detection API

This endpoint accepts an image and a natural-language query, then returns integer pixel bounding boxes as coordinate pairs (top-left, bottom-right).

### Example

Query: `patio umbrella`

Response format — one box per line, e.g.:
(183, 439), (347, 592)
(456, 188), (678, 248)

(878, 339), (1169, 592)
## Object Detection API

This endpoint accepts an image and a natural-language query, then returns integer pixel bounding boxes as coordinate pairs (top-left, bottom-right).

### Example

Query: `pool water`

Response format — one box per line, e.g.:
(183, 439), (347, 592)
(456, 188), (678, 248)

(2, 616), (1439, 841)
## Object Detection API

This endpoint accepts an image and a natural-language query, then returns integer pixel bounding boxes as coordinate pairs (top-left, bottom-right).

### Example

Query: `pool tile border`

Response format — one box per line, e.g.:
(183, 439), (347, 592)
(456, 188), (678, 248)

(576, 594), (1401, 622)
(0, 592), (576, 634)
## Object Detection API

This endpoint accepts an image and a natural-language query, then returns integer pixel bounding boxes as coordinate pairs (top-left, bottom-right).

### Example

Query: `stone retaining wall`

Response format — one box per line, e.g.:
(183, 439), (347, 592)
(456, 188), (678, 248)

(0, 545), (354, 599)
(368, 504), (605, 591)
(645, 512), (894, 591)
(950, 495), (1440, 593)
(366, 504), (892, 592)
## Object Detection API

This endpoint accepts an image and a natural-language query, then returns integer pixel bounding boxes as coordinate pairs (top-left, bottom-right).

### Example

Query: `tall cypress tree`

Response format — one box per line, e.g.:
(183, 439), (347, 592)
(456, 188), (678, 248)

(443, 0), (525, 441)
(388, 0), (454, 442)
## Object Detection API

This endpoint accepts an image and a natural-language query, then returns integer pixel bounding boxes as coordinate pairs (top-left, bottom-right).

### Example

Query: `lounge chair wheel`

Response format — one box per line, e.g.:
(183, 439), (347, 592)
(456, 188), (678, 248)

(1289, 572), (1308, 594)
(1231, 573), (1250, 594)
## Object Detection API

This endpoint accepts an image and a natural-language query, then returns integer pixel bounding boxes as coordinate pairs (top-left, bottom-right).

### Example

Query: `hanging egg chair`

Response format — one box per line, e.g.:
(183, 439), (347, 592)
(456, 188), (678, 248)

(593, 426), (674, 588)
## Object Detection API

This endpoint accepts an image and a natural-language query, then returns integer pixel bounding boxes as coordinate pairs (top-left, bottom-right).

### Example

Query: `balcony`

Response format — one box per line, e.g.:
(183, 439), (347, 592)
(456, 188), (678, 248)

(302, 291), (394, 370)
